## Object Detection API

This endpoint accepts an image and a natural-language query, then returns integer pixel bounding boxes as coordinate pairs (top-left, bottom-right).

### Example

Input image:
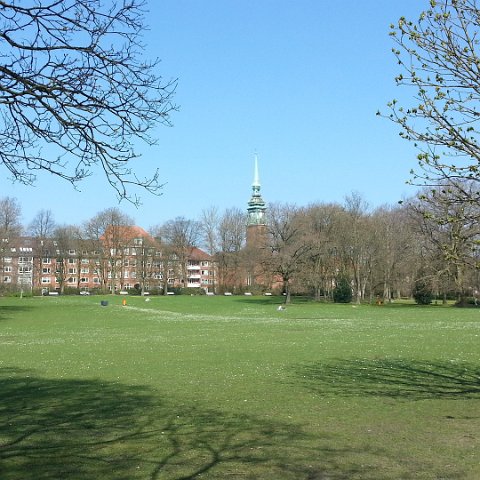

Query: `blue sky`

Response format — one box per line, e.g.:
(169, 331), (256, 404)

(2, 0), (425, 230)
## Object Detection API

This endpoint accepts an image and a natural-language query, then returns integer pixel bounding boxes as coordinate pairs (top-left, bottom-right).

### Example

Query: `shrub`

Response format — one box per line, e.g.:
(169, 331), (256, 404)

(412, 280), (433, 305)
(333, 277), (352, 303)
(63, 287), (80, 296)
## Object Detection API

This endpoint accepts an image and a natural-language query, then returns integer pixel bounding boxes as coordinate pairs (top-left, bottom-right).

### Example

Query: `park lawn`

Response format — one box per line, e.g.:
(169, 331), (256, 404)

(0, 295), (479, 479)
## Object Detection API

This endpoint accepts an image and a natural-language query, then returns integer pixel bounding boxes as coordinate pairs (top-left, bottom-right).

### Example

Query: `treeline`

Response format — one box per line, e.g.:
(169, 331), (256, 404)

(2, 181), (480, 303)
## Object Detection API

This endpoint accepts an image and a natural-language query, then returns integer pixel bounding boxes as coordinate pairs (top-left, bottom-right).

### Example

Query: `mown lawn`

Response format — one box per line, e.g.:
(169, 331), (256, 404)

(0, 295), (479, 479)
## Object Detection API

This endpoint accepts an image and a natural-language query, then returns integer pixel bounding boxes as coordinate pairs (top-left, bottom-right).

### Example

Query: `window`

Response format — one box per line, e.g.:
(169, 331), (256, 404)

(124, 272), (129, 279)
(81, 268), (89, 274)
(68, 277), (76, 283)
(18, 257), (31, 264)
(42, 257), (51, 264)
(42, 268), (51, 274)
(3, 276), (11, 283)
(80, 277), (88, 283)
(93, 277), (100, 284)
(68, 249), (76, 255)
(68, 258), (75, 264)
(41, 277), (51, 284)
(3, 266), (12, 273)
(18, 266), (32, 274)
(3, 257), (11, 263)
(133, 238), (143, 246)
(81, 258), (89, 264)
(68, 268), (76, 274)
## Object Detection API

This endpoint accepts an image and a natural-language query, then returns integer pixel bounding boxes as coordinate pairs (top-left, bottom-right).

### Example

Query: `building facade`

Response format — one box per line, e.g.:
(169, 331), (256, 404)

(0, 227), (215, 294)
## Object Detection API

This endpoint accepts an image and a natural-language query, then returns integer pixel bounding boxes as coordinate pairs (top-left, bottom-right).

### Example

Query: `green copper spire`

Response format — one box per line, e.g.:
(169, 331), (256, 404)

(247, 154), (266, 226)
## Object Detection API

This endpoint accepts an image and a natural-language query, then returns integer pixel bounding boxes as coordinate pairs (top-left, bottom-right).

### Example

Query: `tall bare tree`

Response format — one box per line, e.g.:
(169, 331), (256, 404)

(337, 193), (375, 304)
(264, 203), (312, 304)
(28, 209), (56, 239)
(370, 205), (416, 302)
(200, 206), (220, 292)
(84, 208), (134, 293)
(406, 181), (480, 302)
(214, 207), (246, 293)
(53, 224), (82, 294)
(158, 217), (201, 289)
(0, 197), (22, 237)
(28, 209), (56, 290)
(0, 0), (177, 202)
(301, 203), (344, 300)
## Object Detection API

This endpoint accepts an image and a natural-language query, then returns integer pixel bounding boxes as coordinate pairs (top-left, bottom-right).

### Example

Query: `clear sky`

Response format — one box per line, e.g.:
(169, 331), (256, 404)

(2, 0), (426, 230)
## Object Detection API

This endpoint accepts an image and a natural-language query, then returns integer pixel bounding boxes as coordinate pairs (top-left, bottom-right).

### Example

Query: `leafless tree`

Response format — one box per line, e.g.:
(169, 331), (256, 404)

(149, 226), (176, 295)
(217, 207), (246, 293)
(200, 206), (220, 291)
(84, 207), (134, 293)
(28, 209), (56, 239)
(0, 196), (22, 237)
(406, 181), (480, 302)
(335, 193), (376, 304)
(28, 209), (56, 289)
(264, 203), (312, 304)
(158, 217), (201, 289)
(301, 203), (344, 300)
(53, 224), (82, 294)
(0, 0), (177, 203)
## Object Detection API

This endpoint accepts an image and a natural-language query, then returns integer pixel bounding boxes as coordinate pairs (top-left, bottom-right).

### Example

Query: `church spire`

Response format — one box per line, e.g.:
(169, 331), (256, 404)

(247, 153), (266, 227)
(253, 153), (260, 188)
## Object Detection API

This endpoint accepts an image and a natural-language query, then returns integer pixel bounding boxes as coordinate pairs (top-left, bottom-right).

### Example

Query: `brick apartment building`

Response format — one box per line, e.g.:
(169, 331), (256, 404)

(0, 226), (215, 294)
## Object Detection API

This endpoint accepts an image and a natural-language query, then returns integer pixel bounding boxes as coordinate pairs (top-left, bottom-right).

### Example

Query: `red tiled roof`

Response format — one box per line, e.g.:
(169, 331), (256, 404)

(189, 246), (213, 261)
(102, 225), (154, 243)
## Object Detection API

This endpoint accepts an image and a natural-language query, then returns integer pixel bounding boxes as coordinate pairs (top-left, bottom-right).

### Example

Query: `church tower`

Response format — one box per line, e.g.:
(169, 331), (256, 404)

(246, 154), (267, 247)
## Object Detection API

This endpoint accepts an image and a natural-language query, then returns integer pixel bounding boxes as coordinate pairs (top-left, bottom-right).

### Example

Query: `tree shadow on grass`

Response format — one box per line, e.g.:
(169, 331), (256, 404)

(0, 367), (379, 480)
(0, 305), (34, 321)
(292, 358), (480, 401)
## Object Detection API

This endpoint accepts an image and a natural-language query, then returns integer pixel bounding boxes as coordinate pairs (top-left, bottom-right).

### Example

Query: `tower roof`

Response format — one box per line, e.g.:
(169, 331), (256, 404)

(247, 154), (266, 226)
(252, 153), (260, 188)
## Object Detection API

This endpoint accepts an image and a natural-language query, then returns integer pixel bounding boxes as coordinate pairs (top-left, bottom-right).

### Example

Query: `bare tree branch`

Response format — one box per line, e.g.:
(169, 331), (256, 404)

(0, 0), (177, 204)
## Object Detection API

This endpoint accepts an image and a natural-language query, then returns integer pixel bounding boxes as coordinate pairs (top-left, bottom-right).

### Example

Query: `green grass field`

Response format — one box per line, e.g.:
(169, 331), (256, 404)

(0, 295), (479, 479)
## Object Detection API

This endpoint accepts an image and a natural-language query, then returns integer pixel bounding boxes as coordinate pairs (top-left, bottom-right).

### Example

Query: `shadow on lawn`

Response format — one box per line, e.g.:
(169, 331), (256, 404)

(292, 358), (480, 400)
(0, 367), (376, 480)
(0, 305), (34, 321)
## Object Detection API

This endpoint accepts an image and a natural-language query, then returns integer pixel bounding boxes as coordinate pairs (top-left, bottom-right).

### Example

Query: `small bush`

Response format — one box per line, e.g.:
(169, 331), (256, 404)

(412, 280), (433, 305)
(333, 277), (352, 303)
(63, 287), (80, 296)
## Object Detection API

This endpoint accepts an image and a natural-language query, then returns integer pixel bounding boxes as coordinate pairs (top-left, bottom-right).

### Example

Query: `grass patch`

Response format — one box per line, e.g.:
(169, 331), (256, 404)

(0, 295), (479, 479)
